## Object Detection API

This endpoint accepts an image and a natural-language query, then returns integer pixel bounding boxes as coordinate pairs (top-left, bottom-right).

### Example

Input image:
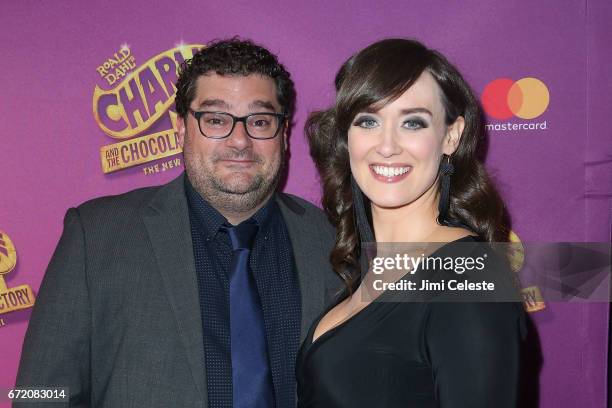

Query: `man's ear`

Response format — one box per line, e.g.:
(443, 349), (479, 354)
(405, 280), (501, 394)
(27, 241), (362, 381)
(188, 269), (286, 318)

(282, 121), (289, 152)
(443, 116), (465, 155)
(176, 115), (186, 148)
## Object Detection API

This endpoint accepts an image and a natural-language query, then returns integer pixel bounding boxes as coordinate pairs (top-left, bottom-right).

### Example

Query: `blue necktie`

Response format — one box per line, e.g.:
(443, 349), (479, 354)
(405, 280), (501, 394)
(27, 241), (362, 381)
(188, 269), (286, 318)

(223, 221), (275, 408)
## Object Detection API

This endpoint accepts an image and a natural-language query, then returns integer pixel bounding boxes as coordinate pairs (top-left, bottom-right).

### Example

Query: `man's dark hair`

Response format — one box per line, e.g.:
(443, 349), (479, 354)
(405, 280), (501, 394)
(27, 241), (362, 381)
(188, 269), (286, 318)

(175, 38), (295, 120)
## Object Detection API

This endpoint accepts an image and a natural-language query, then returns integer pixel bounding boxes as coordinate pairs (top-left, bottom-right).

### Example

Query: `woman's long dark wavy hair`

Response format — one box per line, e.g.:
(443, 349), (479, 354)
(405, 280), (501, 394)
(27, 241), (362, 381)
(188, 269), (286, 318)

(306, 38), (510, 289)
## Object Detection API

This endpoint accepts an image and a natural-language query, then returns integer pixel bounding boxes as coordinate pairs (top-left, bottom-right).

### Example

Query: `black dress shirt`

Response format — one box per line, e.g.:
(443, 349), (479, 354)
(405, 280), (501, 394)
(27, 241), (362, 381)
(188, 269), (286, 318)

(185, 177), (301, 408)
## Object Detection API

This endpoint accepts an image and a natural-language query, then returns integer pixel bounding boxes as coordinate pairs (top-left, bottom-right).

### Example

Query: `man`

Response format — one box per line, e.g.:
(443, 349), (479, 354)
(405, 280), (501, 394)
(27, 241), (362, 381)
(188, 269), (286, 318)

(16, 39), (339, 408)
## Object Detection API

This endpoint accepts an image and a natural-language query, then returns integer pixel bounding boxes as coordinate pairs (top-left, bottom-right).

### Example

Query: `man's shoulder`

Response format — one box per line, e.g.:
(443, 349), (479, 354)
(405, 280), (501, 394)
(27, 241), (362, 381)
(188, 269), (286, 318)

(276, 192), (328, 221)
(76, 185), (159, 217)
(74, 175), (182, 222)
(275, 192), (335, 241)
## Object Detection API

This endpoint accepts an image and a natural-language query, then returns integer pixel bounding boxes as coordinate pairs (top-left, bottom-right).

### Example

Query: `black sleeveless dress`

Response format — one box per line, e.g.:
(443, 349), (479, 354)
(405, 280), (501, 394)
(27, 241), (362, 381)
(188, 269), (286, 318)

(296, 236), (525, 408)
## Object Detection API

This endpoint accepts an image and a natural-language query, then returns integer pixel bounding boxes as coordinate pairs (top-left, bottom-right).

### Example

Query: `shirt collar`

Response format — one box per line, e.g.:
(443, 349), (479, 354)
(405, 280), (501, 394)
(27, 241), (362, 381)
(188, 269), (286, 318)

(185, 175), (278, 238)
(250, 192), (277, 235)
(185, 176), (227, 239)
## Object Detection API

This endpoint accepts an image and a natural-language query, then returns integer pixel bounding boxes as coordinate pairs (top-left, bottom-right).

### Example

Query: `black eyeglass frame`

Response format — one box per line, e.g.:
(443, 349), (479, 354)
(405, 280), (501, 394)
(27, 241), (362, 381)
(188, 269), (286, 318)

(189, 110), (287, 140)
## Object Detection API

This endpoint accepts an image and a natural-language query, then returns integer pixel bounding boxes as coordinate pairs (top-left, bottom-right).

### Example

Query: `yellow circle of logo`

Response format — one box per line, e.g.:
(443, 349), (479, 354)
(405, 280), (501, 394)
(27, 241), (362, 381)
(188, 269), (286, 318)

(0, 231), (17, 275)
(509, 78), (550, 119)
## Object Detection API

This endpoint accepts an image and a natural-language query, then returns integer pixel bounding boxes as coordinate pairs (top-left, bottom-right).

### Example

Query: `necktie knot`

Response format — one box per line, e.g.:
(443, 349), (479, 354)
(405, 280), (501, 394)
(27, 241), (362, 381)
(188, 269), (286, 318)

(223, 220), (259, 251)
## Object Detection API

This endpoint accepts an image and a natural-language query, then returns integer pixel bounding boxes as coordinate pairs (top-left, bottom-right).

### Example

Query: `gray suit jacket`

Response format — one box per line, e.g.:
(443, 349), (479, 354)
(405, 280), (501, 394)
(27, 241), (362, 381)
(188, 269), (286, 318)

(16, 173), (340, 407)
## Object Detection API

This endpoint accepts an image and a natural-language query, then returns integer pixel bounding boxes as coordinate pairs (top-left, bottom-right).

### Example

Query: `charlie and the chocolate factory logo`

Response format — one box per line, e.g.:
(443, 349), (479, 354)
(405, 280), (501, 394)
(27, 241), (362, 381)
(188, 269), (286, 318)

(93, 43), (204, 175)
(0, 231), (35, 327)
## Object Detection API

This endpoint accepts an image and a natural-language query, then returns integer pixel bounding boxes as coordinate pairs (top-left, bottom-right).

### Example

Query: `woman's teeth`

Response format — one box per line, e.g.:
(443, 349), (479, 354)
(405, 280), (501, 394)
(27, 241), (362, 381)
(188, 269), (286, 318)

(372, 166), (410, 177)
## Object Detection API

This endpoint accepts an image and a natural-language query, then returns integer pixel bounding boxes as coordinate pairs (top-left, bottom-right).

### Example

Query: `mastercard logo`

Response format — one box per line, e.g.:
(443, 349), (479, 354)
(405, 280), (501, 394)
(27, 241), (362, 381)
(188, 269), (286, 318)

(482, 78), (550, 120)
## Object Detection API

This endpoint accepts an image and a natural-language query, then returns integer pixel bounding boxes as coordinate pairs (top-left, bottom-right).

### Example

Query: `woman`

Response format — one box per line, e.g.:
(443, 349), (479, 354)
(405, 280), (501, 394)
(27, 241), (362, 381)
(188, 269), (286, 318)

(297, 39), (525, 407)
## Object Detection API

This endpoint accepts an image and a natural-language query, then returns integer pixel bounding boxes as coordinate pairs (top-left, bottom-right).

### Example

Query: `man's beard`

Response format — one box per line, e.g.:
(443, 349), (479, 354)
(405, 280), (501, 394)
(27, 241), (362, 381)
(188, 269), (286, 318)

(183, 136), (284, 215)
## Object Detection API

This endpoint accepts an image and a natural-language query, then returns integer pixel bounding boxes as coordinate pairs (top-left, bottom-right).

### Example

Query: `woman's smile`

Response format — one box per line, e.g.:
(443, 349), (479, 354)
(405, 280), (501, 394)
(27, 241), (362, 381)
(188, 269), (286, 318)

(369, 164), (412, 183)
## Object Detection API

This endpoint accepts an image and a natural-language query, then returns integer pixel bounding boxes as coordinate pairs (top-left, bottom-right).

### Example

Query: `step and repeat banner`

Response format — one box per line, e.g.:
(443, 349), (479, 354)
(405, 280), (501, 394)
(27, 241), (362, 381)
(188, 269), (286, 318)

(1, 1), (610, 407)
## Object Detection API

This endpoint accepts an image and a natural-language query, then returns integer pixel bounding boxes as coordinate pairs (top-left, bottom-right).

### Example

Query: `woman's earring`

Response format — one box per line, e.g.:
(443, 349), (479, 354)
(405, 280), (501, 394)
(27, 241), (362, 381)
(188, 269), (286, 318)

(438, 155), (454, 224)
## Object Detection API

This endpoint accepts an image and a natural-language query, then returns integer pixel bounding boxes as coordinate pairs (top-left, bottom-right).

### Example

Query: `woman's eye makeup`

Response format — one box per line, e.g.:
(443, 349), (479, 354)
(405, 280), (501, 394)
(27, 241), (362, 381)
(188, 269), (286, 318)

(402, 117), (429, 130)
(352, 115), (379, 128)
(352, 115), (429, 130)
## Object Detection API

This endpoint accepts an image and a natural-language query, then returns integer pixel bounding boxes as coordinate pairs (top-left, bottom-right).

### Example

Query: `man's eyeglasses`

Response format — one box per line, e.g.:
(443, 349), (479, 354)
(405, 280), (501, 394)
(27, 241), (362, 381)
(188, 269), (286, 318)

(189, 110), (286, 140)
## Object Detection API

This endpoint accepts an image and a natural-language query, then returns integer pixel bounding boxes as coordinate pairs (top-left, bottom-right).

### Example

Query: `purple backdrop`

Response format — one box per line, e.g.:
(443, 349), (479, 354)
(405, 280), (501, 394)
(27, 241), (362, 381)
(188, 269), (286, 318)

(1, 1), (610, 407)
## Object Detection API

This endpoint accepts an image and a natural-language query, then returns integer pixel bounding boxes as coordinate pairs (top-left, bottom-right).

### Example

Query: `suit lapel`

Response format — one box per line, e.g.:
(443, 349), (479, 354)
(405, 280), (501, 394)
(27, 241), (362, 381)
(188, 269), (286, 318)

(141, 174), (207, 403)
(276, 194), (326, 342)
